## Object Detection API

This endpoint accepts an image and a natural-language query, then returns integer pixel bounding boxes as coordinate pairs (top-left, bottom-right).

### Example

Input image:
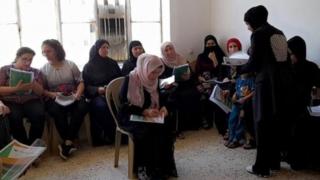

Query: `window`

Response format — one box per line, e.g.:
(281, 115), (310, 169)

(129, 0), (170, 56)
(0, 0), (170, 69)
(0, 0), (19, 67)
(19, 0), (58, 68)
(60, 0), (96, 70)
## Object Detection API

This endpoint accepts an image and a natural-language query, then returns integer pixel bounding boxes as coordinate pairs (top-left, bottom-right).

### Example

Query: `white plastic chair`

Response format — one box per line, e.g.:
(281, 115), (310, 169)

(105, 77), (135, 179)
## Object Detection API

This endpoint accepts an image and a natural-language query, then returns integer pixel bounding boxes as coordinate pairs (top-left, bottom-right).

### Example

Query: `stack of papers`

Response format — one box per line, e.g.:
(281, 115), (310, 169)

(308, 105), (320, 117)
(223, 51), (249, 66)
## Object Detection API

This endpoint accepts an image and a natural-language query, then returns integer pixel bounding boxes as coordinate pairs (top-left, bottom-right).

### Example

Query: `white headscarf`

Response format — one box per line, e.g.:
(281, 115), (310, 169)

(160, 41), (187, 68)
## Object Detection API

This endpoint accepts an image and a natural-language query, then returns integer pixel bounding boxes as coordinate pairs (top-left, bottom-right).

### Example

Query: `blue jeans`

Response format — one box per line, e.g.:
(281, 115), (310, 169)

(228, 105), (244, 142)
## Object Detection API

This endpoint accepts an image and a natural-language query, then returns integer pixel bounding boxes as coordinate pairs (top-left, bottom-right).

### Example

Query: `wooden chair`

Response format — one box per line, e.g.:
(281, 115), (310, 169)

(105, 77), (135, 179)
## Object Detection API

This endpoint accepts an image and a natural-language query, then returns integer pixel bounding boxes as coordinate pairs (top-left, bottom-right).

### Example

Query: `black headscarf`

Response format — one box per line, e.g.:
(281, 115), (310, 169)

(244, 5), (268, 30)
(199, 35), (225, 64)
(89, 39), (110, 62)
(288, 36), (306, 62)
(128, 40), (143, 61)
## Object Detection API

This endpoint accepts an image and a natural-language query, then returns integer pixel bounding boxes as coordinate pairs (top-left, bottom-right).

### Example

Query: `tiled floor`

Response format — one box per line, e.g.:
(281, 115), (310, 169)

(21, 129), (320, 180)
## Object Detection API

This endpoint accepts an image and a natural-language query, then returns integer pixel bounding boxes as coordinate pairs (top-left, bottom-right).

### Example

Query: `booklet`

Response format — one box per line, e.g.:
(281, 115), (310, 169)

(308, 105), (320, 117)
(55, 93), (76, 106)
(130, 114), (164, 124)
(172, 64), (190, 82)
(209, 85), (232, 113)
(0, 139), (46, 180)
(223, 51), (249, 66)
(159, 75), (175, 89)
(9, 68), (34, 95)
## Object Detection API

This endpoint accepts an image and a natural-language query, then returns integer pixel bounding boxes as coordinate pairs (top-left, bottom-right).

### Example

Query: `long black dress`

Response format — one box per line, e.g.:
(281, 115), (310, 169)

(83, 40), (122, 145)
(195, 35), (228, 133)
(241, 23), (294, 175)
(159, 64), (201, 130)
(287, 36), (320, 169)
(118, 76), (177, 177)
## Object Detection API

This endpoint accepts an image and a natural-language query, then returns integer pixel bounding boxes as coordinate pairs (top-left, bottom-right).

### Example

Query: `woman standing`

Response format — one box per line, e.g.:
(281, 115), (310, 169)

(41, 39), (88, 160)
(83, 39), (122, 146)
(0, 47), (45, 145)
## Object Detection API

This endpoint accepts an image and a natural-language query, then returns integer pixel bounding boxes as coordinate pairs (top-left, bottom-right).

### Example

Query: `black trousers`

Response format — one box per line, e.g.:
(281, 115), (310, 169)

(5, 99), (45, 145)
(0, 116), (11, 148)
(89, 96), (115, 144)
(46, 98), (88, 141)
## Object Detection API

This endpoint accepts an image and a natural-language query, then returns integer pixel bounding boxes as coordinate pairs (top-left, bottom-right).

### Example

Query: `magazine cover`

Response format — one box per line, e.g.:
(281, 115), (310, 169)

(209, 85), (232, 113)
(0, 139), (46, 180)
(130, 114), (164, 124)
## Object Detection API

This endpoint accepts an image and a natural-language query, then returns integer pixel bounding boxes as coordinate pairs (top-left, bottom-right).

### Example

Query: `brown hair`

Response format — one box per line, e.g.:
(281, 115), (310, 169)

(14, 47), (35, 63)
(42, 39), (66, 61)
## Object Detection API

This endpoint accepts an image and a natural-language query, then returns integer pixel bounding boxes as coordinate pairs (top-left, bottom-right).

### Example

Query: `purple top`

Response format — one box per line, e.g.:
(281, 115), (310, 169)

(0, 64), (43, 104)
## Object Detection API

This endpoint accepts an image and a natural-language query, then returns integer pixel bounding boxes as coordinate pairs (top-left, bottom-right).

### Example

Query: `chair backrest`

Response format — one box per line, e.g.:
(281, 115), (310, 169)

(106, 76), (125, 128)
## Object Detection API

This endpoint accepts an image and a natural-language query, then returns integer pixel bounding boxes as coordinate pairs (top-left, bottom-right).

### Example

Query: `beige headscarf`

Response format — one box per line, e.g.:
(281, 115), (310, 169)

(160, 41), (187, 68)
(128, 54), (164, 108)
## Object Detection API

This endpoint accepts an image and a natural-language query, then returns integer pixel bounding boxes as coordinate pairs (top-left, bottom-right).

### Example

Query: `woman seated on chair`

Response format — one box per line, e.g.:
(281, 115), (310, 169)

(83, 39), (122, 146)
(159, 41), (201, 133)
(41, 39), (88, 160)
(118, 53), (177, 179)
(0, 47), (45, 145)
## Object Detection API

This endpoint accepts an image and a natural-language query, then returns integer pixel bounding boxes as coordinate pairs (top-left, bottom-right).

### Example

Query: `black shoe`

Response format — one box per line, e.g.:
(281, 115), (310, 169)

(137, 166), (150, 180)
(228, 141), (242, 149)
(58, 144), (69, 160)
(66, 144), (77, 155)
(176, 132), (185, 139)
(246, 165), (270, 178)
(243, 140), (256, 149)
(202, 121), (211, 130)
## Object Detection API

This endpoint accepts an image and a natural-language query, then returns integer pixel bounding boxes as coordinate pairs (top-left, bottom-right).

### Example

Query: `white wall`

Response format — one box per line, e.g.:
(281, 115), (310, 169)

(210, 0), (320, 64)
(170, 0), (212, 61)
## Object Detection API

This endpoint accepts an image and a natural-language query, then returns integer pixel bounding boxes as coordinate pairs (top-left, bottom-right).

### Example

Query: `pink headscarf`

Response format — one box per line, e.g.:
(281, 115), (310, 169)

(128, 54), (164, 108)
(160, 41), (187, 68)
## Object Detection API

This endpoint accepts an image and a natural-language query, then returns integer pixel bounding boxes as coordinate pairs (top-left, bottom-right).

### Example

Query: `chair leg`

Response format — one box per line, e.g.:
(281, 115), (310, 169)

(175, 110), (179, 132)
(84, 114), (92, 146)
(114, 130), (121, 167)
(128, 137), (134, 179)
